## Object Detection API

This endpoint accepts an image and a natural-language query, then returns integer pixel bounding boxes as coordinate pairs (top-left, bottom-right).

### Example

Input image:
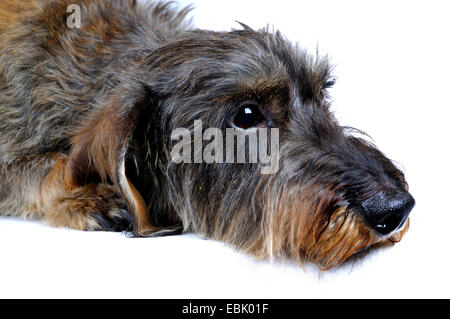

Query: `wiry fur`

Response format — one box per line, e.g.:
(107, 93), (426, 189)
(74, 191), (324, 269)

(0, 0), (412, 269)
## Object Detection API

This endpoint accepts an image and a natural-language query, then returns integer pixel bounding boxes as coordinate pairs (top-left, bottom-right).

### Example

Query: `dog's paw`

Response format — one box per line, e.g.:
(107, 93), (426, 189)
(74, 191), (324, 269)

(45, 184), (133, 232)
(87, 208), (133, 232)
(82, 184), (132, 232)
(83, 184), (132, 231)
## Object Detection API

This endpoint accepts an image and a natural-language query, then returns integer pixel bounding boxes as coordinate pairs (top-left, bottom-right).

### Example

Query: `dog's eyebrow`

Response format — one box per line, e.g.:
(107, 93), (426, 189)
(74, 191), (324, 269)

(250, 78), (290, 103)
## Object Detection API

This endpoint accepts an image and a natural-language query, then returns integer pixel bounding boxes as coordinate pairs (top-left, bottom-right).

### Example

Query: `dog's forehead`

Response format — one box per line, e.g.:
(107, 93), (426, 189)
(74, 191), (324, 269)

(222, 30), (332, 105)
(151, 30), (332, 110)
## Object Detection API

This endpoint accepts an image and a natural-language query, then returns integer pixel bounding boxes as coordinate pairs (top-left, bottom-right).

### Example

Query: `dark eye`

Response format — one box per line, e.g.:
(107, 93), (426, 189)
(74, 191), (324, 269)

(232, 103), (265, 129)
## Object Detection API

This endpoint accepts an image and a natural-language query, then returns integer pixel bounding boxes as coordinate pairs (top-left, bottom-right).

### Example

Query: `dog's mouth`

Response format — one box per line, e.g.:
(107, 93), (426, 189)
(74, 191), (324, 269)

(338, 217), (410, 267)
(259, 183), (412, 270)
(306, 206), (410, 270)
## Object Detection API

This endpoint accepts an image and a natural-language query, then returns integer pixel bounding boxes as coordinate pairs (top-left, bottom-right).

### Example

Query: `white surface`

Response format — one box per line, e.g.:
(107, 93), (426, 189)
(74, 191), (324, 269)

(1, 0), (449, 298)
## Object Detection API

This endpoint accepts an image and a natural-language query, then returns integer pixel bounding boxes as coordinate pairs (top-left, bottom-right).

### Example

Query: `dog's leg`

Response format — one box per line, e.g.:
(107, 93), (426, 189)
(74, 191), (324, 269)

(0, 154), (132, 231)
(41, 155), (133, 231)
(44, 183), (132, 232)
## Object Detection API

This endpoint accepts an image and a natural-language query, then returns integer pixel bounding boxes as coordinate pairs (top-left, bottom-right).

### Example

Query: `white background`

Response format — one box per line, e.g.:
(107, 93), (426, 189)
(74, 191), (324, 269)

(1, 0), (449, 298)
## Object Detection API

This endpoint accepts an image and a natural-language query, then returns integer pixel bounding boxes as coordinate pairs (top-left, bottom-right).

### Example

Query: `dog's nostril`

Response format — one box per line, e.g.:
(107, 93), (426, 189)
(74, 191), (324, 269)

(372, 212), (405, 235)
(360, 190), (415, 236)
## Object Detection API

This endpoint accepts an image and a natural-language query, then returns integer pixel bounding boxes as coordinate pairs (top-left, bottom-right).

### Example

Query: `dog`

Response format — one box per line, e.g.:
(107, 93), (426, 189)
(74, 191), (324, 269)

(0, 0), (414, 270)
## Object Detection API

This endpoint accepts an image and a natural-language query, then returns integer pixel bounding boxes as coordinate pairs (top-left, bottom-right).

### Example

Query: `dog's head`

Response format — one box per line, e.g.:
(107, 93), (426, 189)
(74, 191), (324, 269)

(68, 27), (414, 269)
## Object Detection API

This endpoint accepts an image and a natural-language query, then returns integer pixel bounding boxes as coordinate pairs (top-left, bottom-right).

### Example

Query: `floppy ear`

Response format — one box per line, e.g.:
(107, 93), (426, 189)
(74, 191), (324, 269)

(67, 82), (166, 236)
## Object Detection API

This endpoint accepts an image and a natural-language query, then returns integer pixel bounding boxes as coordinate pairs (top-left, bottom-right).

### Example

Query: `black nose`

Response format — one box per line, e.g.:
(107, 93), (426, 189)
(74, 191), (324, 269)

(360, 190), (415, 236)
